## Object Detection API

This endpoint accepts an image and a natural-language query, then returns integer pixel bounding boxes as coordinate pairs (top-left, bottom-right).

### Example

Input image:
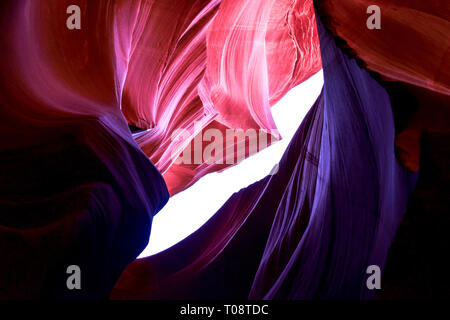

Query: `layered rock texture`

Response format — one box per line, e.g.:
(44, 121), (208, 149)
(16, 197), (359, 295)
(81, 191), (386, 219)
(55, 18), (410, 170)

(0, 0), (448, 299)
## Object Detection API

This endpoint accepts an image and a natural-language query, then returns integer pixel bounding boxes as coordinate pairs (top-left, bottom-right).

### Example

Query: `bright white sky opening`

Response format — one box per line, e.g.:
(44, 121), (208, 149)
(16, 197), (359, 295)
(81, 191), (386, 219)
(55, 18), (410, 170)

(138, 70), (324, 258)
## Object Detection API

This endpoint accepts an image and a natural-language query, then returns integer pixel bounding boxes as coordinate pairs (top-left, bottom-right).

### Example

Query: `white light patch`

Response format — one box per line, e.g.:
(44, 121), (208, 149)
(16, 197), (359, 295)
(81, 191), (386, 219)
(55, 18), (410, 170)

(138, 70), (323, 258)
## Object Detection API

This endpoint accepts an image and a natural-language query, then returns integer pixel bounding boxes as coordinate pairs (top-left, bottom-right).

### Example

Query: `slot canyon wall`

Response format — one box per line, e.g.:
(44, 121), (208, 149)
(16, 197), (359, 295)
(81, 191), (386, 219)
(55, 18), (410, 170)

(0, 0), (448, 299)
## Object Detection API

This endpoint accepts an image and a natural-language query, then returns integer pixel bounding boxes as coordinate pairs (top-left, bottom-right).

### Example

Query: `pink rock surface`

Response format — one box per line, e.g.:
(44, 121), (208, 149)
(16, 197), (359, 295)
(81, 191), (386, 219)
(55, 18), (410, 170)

(1, 0), (321, 195)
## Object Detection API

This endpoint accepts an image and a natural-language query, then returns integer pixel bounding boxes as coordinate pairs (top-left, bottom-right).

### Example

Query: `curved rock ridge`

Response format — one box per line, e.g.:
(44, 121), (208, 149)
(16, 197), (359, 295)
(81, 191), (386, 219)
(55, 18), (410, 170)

(0, 0), (320, 298)
(0, 0), (173, 298)
(315, 0), (450, 172)
(0, 0), (321, 195)
(316, 0), (450, 95)
(121, 0), (322, 195)
(111, 12), (420, 299)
